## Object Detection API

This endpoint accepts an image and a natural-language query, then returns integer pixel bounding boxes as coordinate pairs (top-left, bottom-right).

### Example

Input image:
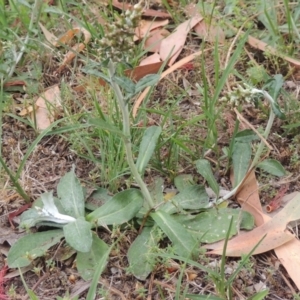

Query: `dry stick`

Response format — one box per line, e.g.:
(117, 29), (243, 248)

(99, 279), (127, 300)
(278, 269), (297, 295)
(132, 49), (212, 117)
(23, 273), (50, 300)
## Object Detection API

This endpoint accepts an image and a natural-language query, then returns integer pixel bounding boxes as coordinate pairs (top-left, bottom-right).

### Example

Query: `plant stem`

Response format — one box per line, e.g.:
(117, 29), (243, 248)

(214, 89), (276, 206)
(108, 61), (154, 208)
(250, 91), (275, 169)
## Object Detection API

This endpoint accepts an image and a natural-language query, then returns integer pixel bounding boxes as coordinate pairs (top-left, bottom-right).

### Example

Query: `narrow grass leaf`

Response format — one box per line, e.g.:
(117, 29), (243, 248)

(160, 185), (209, 214)
(128, 226), (159, 280)
(248, 290), (269, 300)
(8, 230), (64, 268)
(63, 218), (92, 252)
(88, 118), (124, 136)
(86, 189), (143, 225)
(257, 159), (286, 177)
(86, 244), (112, 300)
(212, 31), (248, 105)
(195, 159), (219, 196)
(232, 141), (251, 187)
(76, 233), (109, 280)
(136, 126), (162, 175)
(151, 210), (198, 258)
(57, 168), (85, 218)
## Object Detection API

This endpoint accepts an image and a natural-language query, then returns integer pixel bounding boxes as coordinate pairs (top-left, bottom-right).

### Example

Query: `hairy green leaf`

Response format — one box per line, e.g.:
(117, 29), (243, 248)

(86, 189), (143, 225)
(77, 233), (109, 280)
(136, 126), (161, 175)
(257, 159), (286, 177)
(85, 188), (112, 211)
(63, 218), (92, 252)
(172, 208), (254, 243)
(148, 177), (164, 205)
(160, 185), (209, 214)
(8, 230), (64, 268)
(235, 129), (258, 143)
(135, 74), (160, 94)
(113, 76), (136, 94)
(57, 167), (85, 218)
(151, 210), (198, 258)
(232, 141), (251, 187)
(128, 226), (159, 280)
(174, 174), (195, 192)
(195, 159), (219, 196)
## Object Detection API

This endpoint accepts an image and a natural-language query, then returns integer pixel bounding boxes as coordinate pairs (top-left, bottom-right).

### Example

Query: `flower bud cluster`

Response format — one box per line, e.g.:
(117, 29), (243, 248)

(221, 83), (261, 106)
(98, 0), (144, 62)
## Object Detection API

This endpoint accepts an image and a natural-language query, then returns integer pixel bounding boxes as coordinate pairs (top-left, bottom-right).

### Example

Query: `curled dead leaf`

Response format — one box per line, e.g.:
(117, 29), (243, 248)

(134, 19), (169, 41)
(34, 85), (62, 131)
(144, 28), (170, 53)
(159, 16), (203, 66)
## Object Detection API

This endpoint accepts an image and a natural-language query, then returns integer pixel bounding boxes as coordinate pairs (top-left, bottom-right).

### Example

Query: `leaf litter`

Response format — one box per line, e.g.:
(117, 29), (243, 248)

(2, 0), (300, 299)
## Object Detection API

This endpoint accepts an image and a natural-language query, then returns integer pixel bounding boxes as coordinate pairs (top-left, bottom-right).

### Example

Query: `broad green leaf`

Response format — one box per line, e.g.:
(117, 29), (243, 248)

(86, 189), (143, 225)
(232, 141), (251, 187)
(195, 159), (219, 196)
(20, 208), (41, 228)
(76, 233), (109, 280)
(234, 129), (258, 143)
(20, 196), (71, 228)
(160, 185), (209, 214)
(151, 210), (198, 259)
(113, 76), (136, 94)
(135, 74), (160, 94)
(88, 118), (124, 136)
(263, 75), (285, 119)
(257, 159), (286, 177)
(270, 100), (285, 119)
(174, 174), (195, 192)
(128, 226), (159, 280)
(148, 177), (164, 205)
(264, 74), (283, 101)
(240, 211), (255, 230)
(136, 126), (161, 175)
(63, 218), (92, 252)
(57, 168), (85, 218)
(8, 230), (64, 268)
(85, 188), (112, 211)
(172, 208), (254, 243)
